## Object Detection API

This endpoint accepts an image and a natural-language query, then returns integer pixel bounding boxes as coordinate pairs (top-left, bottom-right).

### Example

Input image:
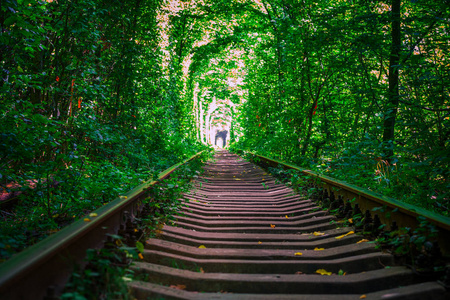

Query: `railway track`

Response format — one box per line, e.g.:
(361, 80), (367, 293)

(1, 150), (449, 299)
(129, 151), (448, 299)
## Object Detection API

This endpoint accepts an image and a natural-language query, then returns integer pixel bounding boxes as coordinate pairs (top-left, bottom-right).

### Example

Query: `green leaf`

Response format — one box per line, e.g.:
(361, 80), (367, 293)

(4, 16), (16, 27)
(136, 241), (144, 253)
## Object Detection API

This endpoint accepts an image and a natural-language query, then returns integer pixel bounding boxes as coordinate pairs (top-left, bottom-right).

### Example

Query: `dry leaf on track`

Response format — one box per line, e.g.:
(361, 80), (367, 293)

(316, 269), (332, 275)
(335, 231), (354, 239)
(170, 284), (186, 290)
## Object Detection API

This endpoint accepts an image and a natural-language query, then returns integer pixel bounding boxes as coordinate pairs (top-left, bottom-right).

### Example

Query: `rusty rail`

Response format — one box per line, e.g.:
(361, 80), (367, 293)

(0, 151), (204, 300)
(244, 151), (450, 256)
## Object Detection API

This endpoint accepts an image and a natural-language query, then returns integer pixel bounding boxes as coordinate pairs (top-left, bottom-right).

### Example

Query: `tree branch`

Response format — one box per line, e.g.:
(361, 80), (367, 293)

(399, 99), (450, 112)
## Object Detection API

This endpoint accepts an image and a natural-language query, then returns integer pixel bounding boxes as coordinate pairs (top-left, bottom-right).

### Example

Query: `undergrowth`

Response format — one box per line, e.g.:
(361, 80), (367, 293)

(60, 151), (210, 300)
(0, 146), (208, 263)
(251, 159), (448, 279)
(234, 148), (449, 218)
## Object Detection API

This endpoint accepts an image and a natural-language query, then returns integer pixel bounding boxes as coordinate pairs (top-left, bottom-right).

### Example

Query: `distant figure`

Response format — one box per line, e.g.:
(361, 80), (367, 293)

(215, 130), (228, 148)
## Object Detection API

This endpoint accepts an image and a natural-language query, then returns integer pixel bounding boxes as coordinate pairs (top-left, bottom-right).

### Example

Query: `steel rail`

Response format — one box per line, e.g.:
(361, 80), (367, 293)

(0, 151), (204, 300)
(243, 151), (450, 256)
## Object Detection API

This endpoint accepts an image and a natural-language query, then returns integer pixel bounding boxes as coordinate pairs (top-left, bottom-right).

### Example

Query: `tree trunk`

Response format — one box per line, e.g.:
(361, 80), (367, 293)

(382, 0), (401, 161)
(301, 97), (318, 156)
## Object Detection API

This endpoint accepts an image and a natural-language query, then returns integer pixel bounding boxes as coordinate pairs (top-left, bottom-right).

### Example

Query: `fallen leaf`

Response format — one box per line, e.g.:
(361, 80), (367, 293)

(314, 247), (325, 251)
(316, 269), (332, 276)
(235, 178), (241, 180)
(258, 241), (262, 244)
(348, 218), (353, 223)
(198, 245), (206, 249)
(138, 253), (144, 260)
(270, 224), (276, 228)
(84, 218), (90, 222)
(295, 271), (303, 274)
(360, 295), (366, 299)
(285, 215), (289, 219)
(313, 232), (325, 236)
(294, 252), (303, 256)
(89, 213), (98, 217)
(199, 267), (204, 273)
(170, 284), (186, 290)
(357, 239), (369, 244)
(335, 231), (355, 239)
(119, 196), (127, 199)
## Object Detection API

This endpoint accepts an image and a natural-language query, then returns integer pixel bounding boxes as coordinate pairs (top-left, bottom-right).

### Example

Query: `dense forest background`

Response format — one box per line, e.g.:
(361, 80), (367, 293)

(1, 0), (449, 260)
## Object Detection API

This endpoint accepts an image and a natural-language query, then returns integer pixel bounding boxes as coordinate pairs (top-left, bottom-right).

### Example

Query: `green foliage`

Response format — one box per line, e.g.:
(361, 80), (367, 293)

(0, 0), (209, 263)
(376, 217), (441, 269)
(60, 152), (209, 299)
(1, 0), (449, 267)
(61, 242), (135, 300)
(226, 0), (450, 216)
(137, 151), (210, 239)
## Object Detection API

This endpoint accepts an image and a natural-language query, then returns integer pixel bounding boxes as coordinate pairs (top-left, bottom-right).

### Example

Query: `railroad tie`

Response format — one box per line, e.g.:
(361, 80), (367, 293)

(128, 150), (446, 299)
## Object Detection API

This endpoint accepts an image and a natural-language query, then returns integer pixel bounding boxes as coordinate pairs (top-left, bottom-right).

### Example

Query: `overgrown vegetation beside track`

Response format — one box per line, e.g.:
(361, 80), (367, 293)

(0, 150), (211, 263)
(60, 154), (209, 300)
(231, 144), (449, 218)
(252, 161), (448, 280)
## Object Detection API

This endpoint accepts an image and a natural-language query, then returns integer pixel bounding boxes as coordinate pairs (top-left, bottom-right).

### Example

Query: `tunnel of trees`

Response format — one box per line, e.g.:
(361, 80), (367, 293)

(1, 0), (449, 260)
